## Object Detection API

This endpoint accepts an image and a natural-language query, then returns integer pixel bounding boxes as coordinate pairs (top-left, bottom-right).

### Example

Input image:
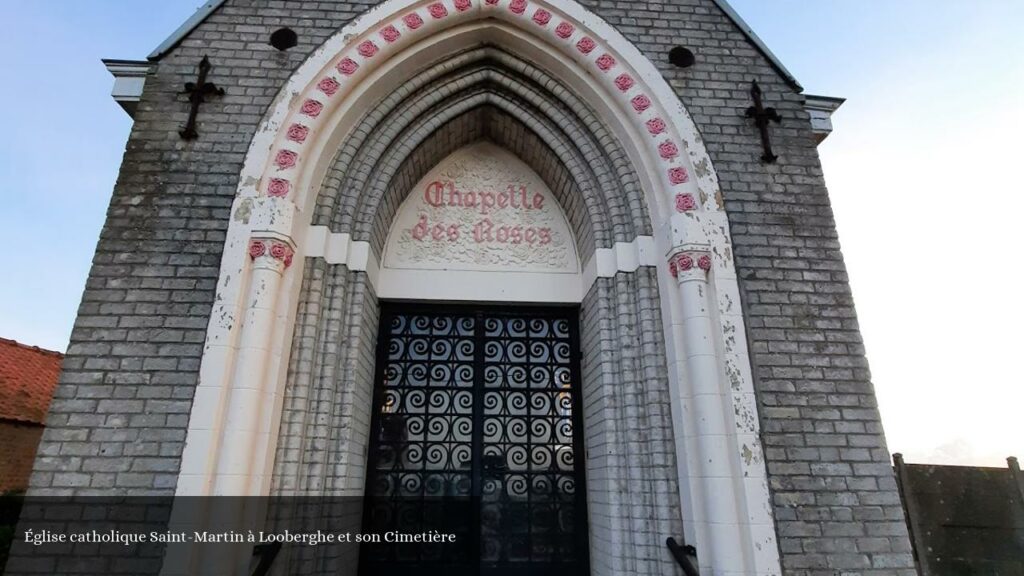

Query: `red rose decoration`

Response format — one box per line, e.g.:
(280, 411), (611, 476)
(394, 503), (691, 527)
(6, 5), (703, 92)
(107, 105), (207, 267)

(286, 123), (309, 143)
(404, 13), (424, 29)
(380, 25), (400, 43)
(646, 118), (666, 135)
(300, 99), (323, 117)
(576, 37), (596, 54)
(614, 74), (634, 91)
(270, 243), (288, 260)
(555, 22), (574, 39)
(249, 240), (266, 259)
(668, 167), (689, 185)
(316, 77), (340, 96)
(267, 178), (290, 198)
(284, 252), (294, 267)
(337, 58), (359, 75)
(675, 193), (696, 212)
(659, 140), (679, 160)
(509, 0), (527, 14)
(631, 94), (651, 112)
(669, 259), (678, 278)
(454, 0), (472, 11)
(428, 3), (448, 18)
(274, 149), (298, 170)
(533, 9), (551, 25)
(596, 54), (616, 71)
(357, 40), (378, 57)
(676, 253), (694, 272)
(698, 255), (712, 272)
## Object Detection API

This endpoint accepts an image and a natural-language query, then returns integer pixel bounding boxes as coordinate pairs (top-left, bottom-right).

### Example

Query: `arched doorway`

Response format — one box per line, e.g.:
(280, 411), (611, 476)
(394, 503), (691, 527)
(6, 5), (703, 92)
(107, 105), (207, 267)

(171, 2), (781, 574)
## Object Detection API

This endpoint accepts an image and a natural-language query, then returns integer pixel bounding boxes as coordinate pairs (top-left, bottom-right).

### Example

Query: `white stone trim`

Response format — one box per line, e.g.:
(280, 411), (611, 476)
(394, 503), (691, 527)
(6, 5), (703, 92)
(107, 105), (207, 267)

(177, 2), (783, 574)
(102, 59), (151, 118)
(805, 94), (845, 143)
(581, 236), (658, 288)
(305, 226), (659, 303)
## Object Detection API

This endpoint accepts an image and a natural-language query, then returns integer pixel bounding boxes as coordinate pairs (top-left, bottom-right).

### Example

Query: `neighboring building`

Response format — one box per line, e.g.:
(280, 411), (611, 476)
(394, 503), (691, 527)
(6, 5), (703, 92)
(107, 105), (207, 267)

(18, 1), (920, 575)
(894, 455), (1024, 576)
(0, 339), (62, 493)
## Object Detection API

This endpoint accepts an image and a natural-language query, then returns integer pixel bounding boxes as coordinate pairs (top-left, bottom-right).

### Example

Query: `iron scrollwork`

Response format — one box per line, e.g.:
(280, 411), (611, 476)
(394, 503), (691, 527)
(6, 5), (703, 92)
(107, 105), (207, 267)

(362, 306), (588, 575)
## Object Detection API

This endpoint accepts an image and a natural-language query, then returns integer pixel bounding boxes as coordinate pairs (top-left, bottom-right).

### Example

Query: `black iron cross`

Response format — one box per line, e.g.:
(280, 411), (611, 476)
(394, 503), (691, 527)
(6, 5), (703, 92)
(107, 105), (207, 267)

(744, 80), (782, 163)
(179, 56), (224, 140)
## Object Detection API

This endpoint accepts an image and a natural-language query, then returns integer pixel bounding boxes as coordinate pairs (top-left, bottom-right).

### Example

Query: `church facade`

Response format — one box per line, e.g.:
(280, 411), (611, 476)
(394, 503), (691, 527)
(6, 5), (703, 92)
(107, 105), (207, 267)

(29, 1), (916, 574)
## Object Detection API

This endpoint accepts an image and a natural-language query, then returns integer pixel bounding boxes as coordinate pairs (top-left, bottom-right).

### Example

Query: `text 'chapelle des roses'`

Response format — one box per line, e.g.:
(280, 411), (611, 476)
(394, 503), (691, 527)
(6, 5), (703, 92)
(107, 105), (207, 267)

(411, 180), (554, 246)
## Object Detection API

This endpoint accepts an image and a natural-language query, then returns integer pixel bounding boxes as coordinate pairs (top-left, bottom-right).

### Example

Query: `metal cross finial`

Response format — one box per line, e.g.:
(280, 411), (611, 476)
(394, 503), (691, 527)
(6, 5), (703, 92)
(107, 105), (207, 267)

(744, 80), (782, 163)
(179, 56), (224, 140)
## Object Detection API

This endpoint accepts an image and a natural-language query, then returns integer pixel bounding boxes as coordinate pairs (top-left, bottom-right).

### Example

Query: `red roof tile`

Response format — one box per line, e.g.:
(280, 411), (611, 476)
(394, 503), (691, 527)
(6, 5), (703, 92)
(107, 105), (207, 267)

(0, 338), (63, 425)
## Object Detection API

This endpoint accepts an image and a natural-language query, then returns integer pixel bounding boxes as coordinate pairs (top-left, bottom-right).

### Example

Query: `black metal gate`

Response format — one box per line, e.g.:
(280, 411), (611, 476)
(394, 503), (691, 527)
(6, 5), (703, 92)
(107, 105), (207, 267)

(360, 303), (589, 576)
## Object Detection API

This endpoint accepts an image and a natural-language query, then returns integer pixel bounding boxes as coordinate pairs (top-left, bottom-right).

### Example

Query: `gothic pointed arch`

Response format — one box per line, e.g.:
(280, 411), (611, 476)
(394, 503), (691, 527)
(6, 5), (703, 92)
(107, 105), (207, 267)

(171, 2), (783, 575)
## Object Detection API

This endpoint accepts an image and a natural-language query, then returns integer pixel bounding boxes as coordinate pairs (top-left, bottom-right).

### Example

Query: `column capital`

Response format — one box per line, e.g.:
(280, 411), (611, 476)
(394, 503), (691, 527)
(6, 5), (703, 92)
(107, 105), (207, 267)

(668, 250), (711, 279)
(248, 237), (296, 269)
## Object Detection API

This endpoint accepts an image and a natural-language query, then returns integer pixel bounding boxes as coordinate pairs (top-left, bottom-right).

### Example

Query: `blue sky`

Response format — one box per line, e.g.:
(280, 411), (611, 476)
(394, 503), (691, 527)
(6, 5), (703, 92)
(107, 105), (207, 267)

(1, 1), (1021, 465)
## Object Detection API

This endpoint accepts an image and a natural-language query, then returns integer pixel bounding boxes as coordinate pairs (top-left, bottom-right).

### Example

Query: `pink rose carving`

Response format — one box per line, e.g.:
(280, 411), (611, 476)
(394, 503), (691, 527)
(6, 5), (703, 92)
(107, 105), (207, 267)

(659, 140), (679, 160)
(428, 2), (448, 18)
(380, 25), (401, 43)
(270, 243), (288, 260)
(485, 0), (499, 4)
(669, 259), (678, 278)
(576, 37), (596, 54)
(646, 118), (666, 135)
(698, 255), (712, 272)
(454, 0), (472, 11)
(284, 252), (294, 267)
(316, 77), (340, 96)
(274, 149), (298, 170)
(675, 193), (696, 212)
(300, 99), (323, 117)
(631, 94), (651, 112)
(614, 73), (634, 91)
(555, 22), (574, 39)
(509, 0), (527, 14)
(357, 40), (378, 57)
(668, 167), (689, 184)
(249, 240), (266, 259)
(533, 9), (551, 25)
(404, 13), (424, 29)
(596, 54), (616, 71)
(286, 123), (309, 143)
(337, 58), (359, 75)
(676, 253), (694, 272)
(267, 178), (290, 198)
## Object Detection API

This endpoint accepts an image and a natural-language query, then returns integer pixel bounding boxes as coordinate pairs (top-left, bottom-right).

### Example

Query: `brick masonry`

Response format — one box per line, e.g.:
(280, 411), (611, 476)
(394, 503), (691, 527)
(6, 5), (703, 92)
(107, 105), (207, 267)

(26, 0), (915, 574)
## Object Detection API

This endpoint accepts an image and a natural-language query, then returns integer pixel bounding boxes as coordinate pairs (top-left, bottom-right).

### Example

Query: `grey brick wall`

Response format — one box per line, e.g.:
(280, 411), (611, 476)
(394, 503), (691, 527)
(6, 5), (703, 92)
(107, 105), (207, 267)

(582, 272), (682, 576)
(29, 1), (376, 496)
(603, 3), (916, 572)
(271, 263), (379, 495)
(28, 0), (914, 574)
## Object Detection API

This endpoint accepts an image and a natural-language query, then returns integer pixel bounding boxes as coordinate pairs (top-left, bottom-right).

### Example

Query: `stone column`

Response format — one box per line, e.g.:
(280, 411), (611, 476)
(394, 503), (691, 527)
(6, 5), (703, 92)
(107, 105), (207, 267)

(213, 238), (296, 496)
(666, 192), (761, 575)
(669, 247), (747, 574)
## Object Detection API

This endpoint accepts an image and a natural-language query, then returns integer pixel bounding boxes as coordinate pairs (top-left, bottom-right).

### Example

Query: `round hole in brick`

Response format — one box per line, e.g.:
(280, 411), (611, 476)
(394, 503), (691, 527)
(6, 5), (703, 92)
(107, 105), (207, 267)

(668, 47), (696, 68)
(270, 28), (298, 51)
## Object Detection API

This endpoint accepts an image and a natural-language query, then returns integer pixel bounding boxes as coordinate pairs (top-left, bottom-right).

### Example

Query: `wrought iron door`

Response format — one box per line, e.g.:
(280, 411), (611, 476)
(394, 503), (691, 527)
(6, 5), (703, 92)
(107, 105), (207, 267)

(360, 304), (589, 576)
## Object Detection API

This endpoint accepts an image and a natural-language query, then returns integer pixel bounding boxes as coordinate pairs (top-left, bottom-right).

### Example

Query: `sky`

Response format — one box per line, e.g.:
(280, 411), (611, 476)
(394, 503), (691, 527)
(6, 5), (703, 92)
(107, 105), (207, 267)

(1, 1), (1021, 466)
